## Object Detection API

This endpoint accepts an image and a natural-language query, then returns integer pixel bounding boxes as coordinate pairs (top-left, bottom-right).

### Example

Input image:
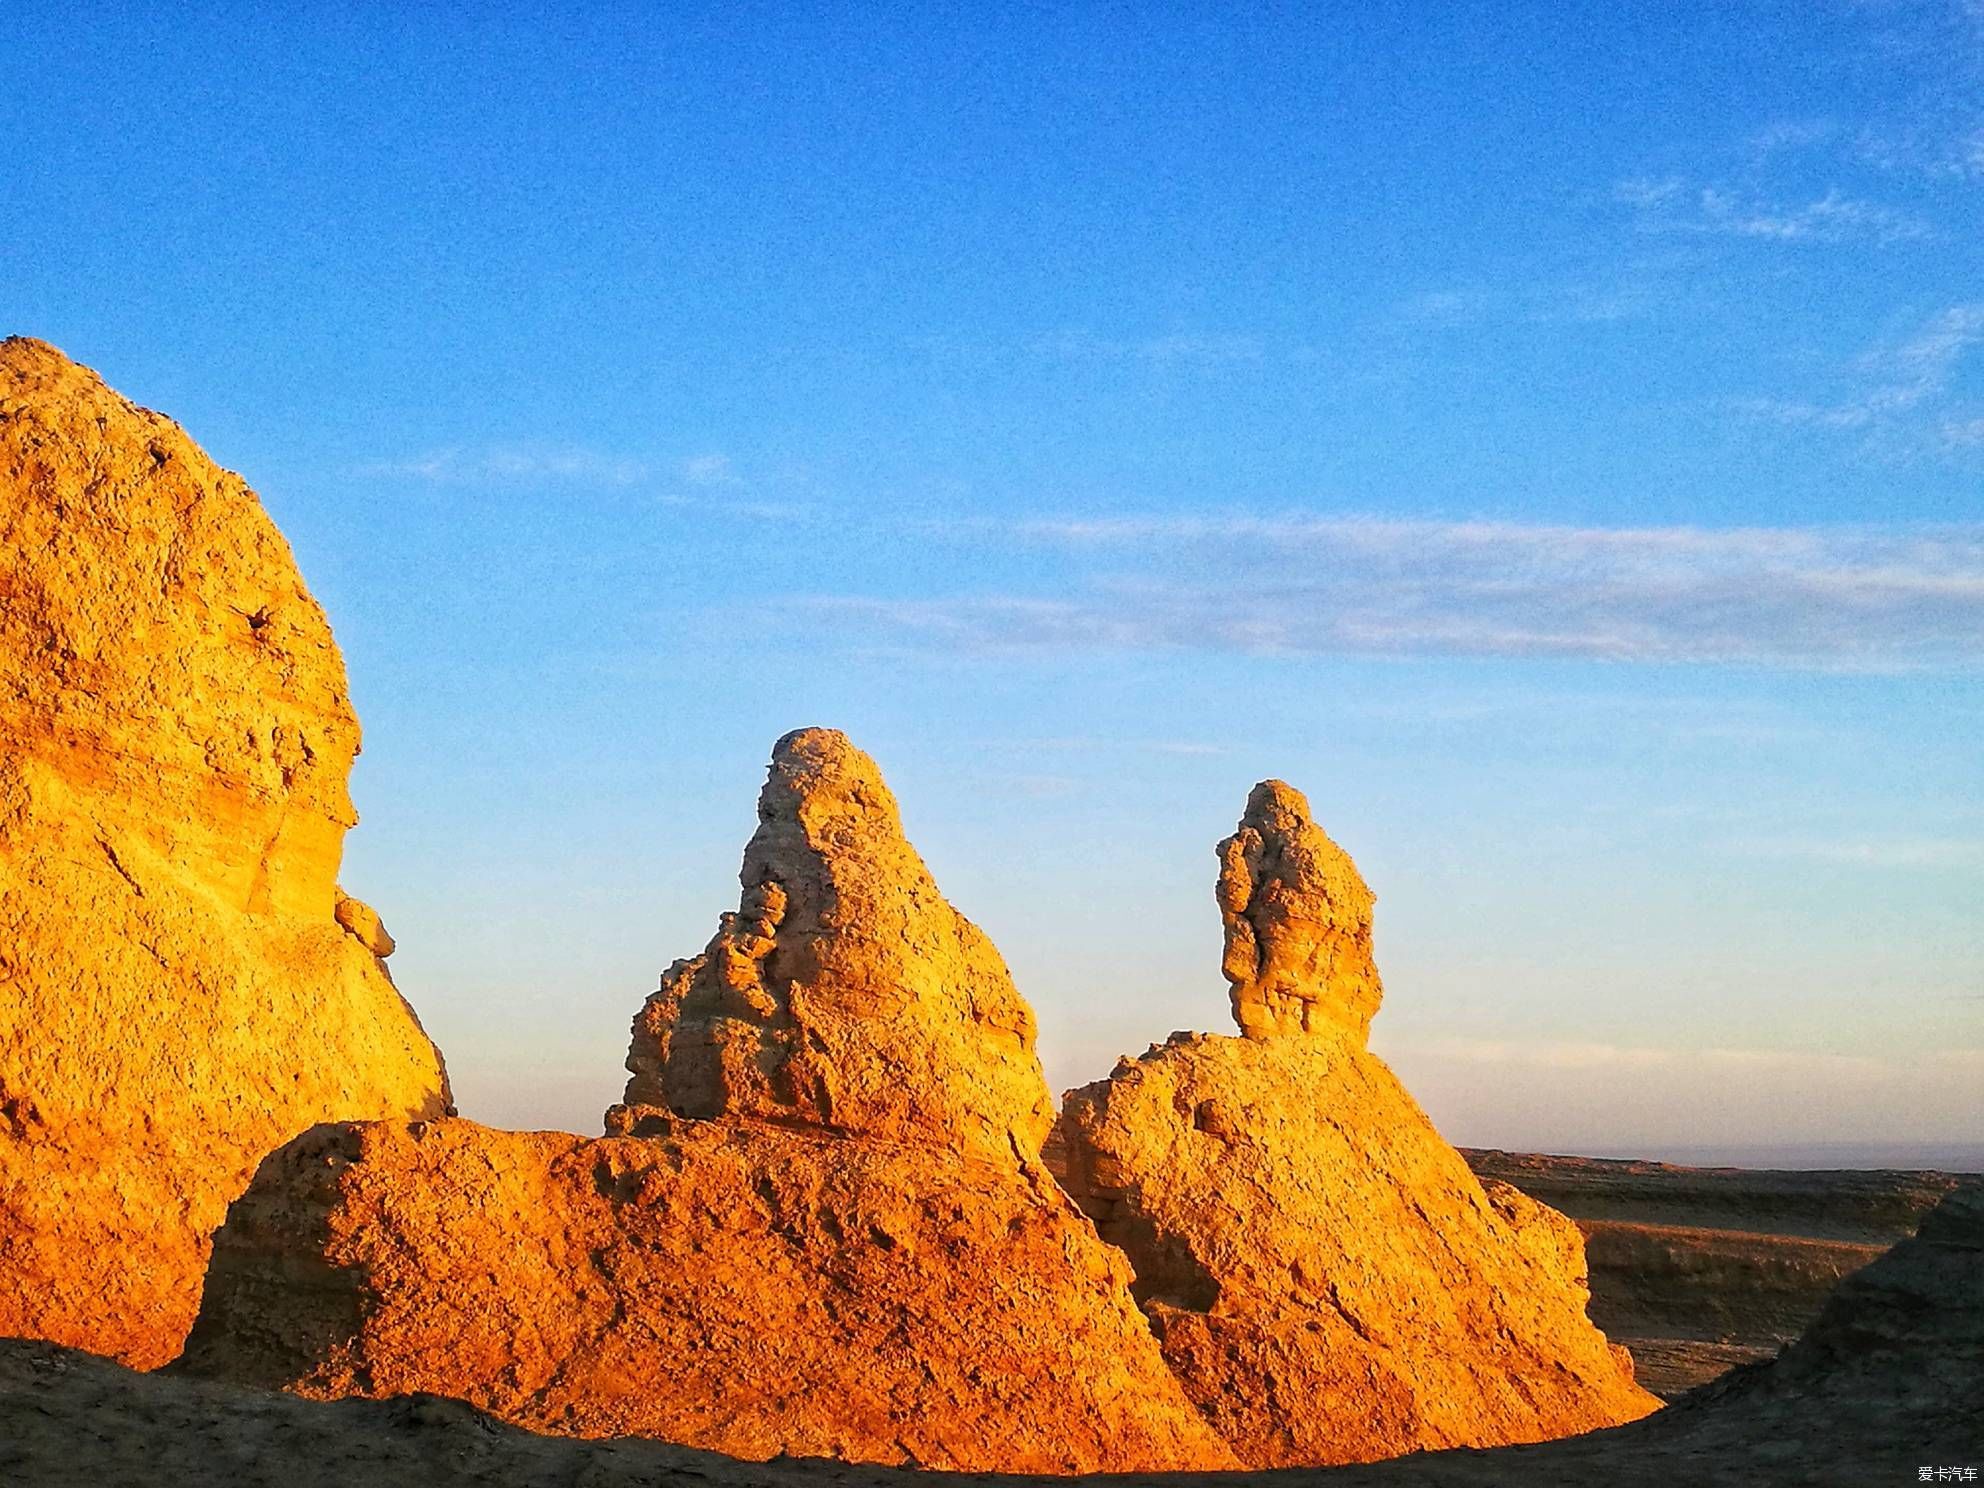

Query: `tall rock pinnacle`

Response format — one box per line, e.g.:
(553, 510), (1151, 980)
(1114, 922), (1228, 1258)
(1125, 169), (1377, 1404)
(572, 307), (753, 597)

(1217, 779), (1383, 1042)
(1056, 776), (1656, 1466)
(186, 727), (1236, 1472)
(0, 338), (451, 1367)
(619, 727), (1057, 1159)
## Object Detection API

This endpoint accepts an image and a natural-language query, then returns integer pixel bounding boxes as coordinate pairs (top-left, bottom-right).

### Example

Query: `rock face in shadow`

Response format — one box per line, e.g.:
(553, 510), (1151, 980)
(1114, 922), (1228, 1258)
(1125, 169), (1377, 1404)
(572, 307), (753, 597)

(1056, 778), (1658, 1467)
(1705, 1180), (1983, 1415)
(0, 338), (451, 1368)
(1540, 1178), (1984, 1480)
(1465, 1149), (1970, 1398)
(183, 732), (1236, 1474)
(621, 727), (1055, 1159)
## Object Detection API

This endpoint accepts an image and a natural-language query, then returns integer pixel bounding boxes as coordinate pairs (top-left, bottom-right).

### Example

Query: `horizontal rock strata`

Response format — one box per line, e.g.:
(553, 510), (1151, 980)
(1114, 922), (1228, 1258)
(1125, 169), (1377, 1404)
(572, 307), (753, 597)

(1464, 1148), (1970, 1396)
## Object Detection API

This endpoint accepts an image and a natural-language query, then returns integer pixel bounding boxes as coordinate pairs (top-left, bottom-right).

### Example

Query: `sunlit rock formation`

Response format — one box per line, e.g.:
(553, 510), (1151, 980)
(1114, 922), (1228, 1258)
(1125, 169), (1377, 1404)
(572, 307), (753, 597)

(618, 726), (1055, 1158)
(17, 1181), (1983, 1484)
(1217, 780), (1384, 1041)
(0, 338), (451, 1367)
(183, 731), (1236, 1473)
(1056, 777), (1659, 1467)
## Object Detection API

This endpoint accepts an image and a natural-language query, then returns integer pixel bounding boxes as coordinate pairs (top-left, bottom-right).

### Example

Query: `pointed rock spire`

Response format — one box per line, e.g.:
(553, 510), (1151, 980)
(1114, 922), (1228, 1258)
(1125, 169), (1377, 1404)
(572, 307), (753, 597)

(1216, 779), (1383, 1043)
(1054, 774), (1655, 1466)
(617, 727), (1056, 1158)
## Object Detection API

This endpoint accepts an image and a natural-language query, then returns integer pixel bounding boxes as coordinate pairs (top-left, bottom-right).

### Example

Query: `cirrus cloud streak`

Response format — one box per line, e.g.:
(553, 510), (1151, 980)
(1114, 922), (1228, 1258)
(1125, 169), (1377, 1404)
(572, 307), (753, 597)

(796, 516), (1984, 670)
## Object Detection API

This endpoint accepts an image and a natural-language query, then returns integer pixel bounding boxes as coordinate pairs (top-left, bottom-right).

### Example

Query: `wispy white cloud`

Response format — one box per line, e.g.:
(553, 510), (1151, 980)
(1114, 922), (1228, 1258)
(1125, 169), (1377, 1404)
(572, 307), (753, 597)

(354, 445), (813, 522)
(1696, 1047), (1894, 1081)
(992, 736), (1230, 759)
(356, 446), (652, 485)
(1846, 0), (1984, 179)
(1006, 773), (1081, 799)
(1940, 414), (1984, 446)
(1398, 277), (1659, 327)
(1401, 1037), (1913, 1084)
(788, 516), (1984, 670)
(680, 452), (742, 487)
(1746, 118), (1841, 157)
(1616, 177), (1932, 244)
(1733, 302), (1984, 443)
(1414, 1038), (1679, 1071)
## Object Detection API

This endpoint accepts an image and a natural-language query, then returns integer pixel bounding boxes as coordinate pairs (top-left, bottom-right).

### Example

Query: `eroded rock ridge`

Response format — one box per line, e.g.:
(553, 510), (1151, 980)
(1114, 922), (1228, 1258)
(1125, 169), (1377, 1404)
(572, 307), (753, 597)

(617, 728), (1055, 1159)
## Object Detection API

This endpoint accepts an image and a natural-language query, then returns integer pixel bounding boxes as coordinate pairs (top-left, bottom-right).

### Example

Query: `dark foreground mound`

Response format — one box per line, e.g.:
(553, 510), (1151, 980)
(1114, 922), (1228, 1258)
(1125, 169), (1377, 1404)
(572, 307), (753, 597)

(4, 1185), (1977, 1486)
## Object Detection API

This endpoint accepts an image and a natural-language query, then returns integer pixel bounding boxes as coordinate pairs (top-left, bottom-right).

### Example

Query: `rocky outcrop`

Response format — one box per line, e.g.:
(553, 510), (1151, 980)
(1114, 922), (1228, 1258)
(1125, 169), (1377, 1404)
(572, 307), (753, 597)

(18, 1182), (1983, 1486)
(1218, 780), (1383, 1041)
(1706, 1180), (1983, 1412)
(181, 1116), (1231, 1472)
(183, 732), (1236, 1473)
(619, 728), (1055, 1159)
(1465, 1149), (1970, 1397)
(1056, 779), (1657, 1467)
(0, 338), (451, 1368)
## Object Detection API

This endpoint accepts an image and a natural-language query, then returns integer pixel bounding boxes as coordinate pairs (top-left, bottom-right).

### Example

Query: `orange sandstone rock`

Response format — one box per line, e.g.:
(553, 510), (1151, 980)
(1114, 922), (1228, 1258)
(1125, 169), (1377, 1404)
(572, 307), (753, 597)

(182, 1116), (1235, 1472)
(1057, 779), (1658, 1467)
(1218, 779), (1383, 1041)
(621, 728), (1056, 1159)
(0, 338), (450, 1367)
(184, 733), (1236, 1473)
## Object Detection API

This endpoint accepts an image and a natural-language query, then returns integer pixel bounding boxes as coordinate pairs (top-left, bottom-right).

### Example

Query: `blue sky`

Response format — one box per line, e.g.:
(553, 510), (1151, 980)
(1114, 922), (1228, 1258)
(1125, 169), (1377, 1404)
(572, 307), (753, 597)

(5, 2), (1980, 1158)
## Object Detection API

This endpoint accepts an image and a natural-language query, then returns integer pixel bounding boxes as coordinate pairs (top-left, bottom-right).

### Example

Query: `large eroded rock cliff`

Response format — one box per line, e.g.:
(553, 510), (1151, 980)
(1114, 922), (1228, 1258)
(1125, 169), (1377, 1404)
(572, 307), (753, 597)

(1056, 779), (1658, 1466)
(0, 338), (451, 1367)
(183, 732), (1236, 1473)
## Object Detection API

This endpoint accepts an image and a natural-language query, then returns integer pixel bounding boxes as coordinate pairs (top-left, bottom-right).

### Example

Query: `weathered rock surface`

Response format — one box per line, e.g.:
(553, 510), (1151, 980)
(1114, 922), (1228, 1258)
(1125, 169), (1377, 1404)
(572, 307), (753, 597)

(0, 338), (451, 1367)
(1465, 1149), (1971, 1397)
(181, 1116), (1233, 1472)
(16, 1181), (1983, 1487)
(620, 728), (1056, 1159)
(184, 732), (1235, 1473)
(1218, 780), (1383, 1042)
(1056, 780), (1657, 1467)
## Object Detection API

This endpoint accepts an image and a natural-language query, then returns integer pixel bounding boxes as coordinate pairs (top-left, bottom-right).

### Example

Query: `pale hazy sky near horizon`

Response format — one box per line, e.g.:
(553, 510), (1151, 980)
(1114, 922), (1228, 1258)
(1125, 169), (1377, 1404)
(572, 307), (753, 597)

(4, 3), (1980, 1160)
